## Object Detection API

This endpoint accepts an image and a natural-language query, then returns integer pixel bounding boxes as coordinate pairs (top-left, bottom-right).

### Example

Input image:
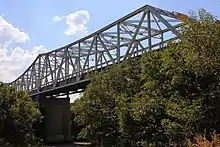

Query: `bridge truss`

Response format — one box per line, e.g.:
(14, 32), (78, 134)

(9, 5), (186, 97)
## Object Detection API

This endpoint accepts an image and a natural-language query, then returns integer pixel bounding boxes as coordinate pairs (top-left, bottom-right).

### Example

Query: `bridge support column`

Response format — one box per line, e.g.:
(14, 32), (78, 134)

(62, 95), (72, 141)
(39, 96), (72, 143)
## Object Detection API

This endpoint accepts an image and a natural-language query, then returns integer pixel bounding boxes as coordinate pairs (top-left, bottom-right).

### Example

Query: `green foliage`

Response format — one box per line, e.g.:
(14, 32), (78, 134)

(71, 58), (141, 145)
(71, 9), (220, 146)
(0, 83), (42, 146)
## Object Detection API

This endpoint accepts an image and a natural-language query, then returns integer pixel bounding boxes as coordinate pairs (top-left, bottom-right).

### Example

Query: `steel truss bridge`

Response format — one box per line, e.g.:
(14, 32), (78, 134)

(8, 5), (186, 98)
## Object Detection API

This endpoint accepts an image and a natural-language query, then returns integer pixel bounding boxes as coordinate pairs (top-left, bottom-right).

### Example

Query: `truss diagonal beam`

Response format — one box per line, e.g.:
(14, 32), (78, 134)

(8, 5), (186, 97)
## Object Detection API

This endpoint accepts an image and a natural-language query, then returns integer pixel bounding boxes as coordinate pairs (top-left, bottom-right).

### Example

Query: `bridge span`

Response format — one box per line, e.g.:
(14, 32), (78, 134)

(8, 5), (186, 143)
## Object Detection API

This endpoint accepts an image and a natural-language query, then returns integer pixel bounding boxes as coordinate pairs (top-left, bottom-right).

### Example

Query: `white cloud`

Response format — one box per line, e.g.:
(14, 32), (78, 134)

(64, 11), (90, 35)
(0, 45), (48, 83)
(0, 16), (29, 48)
(32, 45), (48, 54)
(0, 16), (47, 83)
(53, 10), (90, 35)
(52, 15), (66, 22)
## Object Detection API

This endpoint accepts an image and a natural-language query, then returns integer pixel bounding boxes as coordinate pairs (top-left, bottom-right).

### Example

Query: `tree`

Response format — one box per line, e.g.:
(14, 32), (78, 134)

(131, 45), (203, 146)
(72, 58), (142, 145)
(0, 83), (42, 146)
(130, 9), (220, 146)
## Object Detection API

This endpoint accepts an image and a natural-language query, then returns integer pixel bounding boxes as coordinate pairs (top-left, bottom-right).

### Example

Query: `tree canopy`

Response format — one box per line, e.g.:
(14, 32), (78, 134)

(0, 83), (42, 146)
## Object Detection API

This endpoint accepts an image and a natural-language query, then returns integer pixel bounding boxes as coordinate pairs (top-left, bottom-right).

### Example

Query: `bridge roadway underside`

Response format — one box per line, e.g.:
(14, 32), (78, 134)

(29, 66), (110, 97)
(30, 77), (90, 97)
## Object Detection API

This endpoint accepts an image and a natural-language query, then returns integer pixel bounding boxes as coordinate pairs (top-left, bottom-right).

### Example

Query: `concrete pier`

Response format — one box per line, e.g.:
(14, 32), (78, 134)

(39, 96), (72, 143)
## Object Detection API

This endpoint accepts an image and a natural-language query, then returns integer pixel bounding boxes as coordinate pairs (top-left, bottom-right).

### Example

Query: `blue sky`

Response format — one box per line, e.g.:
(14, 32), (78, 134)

(0, 0), (219, 102)
(0, 0), (219, 50)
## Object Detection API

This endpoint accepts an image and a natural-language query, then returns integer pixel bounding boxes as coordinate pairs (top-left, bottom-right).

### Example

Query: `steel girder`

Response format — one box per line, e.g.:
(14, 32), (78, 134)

(8, 5), (185, 97)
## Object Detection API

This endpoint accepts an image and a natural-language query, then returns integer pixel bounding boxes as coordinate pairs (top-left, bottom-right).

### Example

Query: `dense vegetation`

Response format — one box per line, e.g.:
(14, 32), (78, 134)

(0, 83), (43, 146)
(71, 9), (220, 146)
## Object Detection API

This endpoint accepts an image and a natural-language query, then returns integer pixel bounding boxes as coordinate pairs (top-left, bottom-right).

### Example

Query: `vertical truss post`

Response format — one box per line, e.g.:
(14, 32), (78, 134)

(31, 66), (34, 91)
(21, 76), (24, 90)
(54, 52), (57, 88)
(46, 56), (48, 86)
(117, 23), (120, 63)
(77, 42), (81, 81)
(47, 55), (54, 86)
(65, 48), (69, 83)
(38, 56), (41, 92)
(17, 80), (18, 90)
(95, 36), (98, 71)
(27, 73), (29, 91)
(147, 10), (152, 51)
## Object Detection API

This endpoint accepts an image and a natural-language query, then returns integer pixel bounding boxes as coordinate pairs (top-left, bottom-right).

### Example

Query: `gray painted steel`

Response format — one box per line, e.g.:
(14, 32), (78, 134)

(8, 5), (184, 97)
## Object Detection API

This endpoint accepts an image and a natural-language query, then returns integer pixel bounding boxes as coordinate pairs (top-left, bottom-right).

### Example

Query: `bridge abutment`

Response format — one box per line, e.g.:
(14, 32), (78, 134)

(39, 96), (72, 143)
